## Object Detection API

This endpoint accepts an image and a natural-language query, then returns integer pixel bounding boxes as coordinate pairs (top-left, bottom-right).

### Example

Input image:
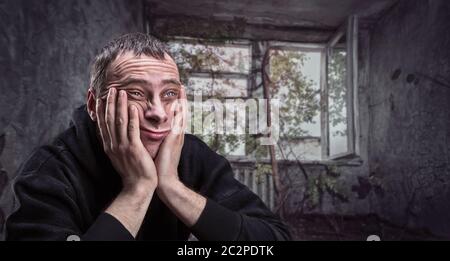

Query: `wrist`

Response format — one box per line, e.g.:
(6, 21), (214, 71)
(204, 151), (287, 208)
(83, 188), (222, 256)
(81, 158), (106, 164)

(157, 173), (181, 188)
(156, 177), (184, 199)
(107, 181), (155, 238)
(156, 179), (206, 228)
(122, 180), (156, 198)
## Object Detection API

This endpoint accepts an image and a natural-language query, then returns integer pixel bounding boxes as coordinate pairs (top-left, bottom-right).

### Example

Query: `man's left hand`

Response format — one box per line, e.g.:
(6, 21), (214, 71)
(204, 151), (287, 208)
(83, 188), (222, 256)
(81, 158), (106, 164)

(153, 86), (206, 227)
(155, 86), (187, 189)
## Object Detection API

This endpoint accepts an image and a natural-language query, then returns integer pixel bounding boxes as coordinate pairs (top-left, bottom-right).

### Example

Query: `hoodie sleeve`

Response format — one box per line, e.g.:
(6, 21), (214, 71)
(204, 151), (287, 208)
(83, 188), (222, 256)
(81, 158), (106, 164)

(5, 152), (133, 241)
(186, 137), (291, 241)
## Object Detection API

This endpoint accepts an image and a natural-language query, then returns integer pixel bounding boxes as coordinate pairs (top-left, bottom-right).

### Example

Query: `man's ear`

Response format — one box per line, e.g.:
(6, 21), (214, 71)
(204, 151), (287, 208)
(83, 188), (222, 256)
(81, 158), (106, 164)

(86, 88), (97, 122)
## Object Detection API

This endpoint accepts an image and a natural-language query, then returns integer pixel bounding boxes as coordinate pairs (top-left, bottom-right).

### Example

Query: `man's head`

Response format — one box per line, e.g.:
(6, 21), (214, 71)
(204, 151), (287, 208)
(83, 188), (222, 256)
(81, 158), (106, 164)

(87, 33), (182, 158)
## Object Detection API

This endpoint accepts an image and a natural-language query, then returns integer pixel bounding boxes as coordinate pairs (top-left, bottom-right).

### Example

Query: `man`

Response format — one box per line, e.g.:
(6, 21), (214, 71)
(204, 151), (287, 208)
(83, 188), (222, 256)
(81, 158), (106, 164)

(6, 33), (290, 241)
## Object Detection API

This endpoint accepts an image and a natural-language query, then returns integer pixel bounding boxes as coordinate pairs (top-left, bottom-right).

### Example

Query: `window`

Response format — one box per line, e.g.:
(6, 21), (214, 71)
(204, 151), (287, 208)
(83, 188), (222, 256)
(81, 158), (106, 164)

(167, 38), (252, 157)
(265, 16), (359, 161)
(166, 16), (359, 161)
(268, 47), (322, 161)
(328, 39), (349, 156)
(324, 15), (359, 159)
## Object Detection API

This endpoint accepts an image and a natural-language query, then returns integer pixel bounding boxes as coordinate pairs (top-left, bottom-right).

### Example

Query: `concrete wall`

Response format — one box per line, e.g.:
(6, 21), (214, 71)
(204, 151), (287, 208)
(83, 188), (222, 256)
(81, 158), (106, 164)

(282, 0), (450, 240)
(367, 0), (450, 238)
(0, 0), (143, 238)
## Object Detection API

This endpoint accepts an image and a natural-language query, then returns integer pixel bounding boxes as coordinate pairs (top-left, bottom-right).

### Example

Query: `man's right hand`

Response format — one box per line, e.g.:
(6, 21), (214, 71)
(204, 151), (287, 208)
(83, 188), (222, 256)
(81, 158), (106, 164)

(96, 87), (157, 194)
(95, 87), (157, 237)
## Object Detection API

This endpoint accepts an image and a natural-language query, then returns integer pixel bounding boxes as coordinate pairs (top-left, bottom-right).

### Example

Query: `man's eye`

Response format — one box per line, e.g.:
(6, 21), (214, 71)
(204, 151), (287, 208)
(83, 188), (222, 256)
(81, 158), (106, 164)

(164, 90), (178, 98)
(129, 91), (144, 97)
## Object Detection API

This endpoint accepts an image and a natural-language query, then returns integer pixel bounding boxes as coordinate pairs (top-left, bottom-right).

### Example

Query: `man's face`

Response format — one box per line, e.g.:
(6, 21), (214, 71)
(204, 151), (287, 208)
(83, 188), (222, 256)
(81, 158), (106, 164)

(102, 51), (182, 158)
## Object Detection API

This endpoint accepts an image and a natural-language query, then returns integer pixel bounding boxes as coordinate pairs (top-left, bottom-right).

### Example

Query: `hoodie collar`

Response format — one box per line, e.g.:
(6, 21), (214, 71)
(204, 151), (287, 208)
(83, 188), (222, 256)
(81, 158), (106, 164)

(63, 105), (120, 187)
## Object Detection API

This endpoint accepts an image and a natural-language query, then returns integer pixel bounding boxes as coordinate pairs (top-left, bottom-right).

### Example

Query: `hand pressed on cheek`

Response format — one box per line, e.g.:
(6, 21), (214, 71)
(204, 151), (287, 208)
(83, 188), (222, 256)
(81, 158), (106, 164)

(154, 86), (187, 183)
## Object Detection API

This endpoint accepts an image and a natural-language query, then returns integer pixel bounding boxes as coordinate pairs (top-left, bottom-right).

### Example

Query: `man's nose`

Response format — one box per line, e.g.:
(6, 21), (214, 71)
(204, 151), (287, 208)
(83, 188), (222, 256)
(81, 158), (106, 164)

(144, 99), (168, 125)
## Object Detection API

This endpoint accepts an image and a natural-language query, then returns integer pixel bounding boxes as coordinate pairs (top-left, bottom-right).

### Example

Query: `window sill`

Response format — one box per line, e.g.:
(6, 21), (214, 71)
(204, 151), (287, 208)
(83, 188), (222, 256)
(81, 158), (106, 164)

(227, 155), (364, 167)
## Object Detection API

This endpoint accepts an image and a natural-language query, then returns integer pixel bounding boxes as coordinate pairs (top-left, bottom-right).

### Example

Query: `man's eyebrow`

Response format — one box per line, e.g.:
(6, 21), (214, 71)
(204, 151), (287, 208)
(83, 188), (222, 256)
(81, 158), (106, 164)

(162, 78), (182, 87)
(115, 77), (150, 88)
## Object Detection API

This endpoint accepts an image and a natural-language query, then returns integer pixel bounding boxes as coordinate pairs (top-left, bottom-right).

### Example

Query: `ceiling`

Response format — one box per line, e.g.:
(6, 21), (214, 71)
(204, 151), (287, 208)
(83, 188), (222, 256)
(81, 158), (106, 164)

(145, 0), (398, 30)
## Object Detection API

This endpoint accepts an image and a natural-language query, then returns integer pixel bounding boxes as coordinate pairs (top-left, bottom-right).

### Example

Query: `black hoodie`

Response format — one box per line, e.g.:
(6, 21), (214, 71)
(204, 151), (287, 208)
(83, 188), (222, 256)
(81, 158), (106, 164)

(5, 105), (290, 241)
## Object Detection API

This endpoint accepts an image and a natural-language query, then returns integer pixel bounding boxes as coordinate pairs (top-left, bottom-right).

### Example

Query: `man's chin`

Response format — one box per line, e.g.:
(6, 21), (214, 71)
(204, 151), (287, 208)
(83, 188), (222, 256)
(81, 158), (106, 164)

(143, 141), (162, 159)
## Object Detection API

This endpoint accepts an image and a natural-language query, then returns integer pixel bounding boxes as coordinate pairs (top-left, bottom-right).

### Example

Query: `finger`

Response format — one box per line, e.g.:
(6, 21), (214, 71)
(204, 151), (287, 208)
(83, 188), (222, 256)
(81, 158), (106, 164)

(116, 90), (128, 144)
(105, 88), (117, 147)
(178, 101), (186, 145)
(95, 98), (111, 150)
(172, 86), (187, 133)
(171, 101), (183, 135)
(128, 105), (140, 144)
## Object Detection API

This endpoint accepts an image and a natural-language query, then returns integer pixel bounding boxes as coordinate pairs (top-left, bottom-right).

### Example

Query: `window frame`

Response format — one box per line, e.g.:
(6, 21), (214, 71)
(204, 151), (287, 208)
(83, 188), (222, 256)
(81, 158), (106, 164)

(266, 42), (325, 162)
(324, 15), (360, 160)
(160, 15), (360, 162)
(266, 18), (360, 161)
(166, 36), (253, 100)
(166, 37), (253, 157)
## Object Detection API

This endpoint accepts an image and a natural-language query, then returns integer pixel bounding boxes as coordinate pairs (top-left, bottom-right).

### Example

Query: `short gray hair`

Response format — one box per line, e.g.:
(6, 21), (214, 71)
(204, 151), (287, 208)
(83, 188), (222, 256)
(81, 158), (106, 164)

(90, 33), (170, 96)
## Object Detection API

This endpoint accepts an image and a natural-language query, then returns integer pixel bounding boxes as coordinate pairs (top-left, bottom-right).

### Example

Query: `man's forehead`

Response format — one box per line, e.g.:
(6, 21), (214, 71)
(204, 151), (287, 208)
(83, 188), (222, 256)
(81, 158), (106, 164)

(109, 51), (179, 76)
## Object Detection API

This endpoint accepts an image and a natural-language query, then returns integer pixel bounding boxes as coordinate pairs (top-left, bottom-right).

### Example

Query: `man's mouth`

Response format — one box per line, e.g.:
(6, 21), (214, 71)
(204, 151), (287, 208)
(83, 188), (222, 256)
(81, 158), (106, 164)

(139, 128), (170, 141)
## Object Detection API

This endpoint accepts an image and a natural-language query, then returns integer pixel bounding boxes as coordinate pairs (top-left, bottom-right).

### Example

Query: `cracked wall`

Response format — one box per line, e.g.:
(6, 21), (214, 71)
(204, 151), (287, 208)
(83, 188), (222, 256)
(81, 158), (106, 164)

(0, 0), (143, 238)
(368, 0), (450, 238)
